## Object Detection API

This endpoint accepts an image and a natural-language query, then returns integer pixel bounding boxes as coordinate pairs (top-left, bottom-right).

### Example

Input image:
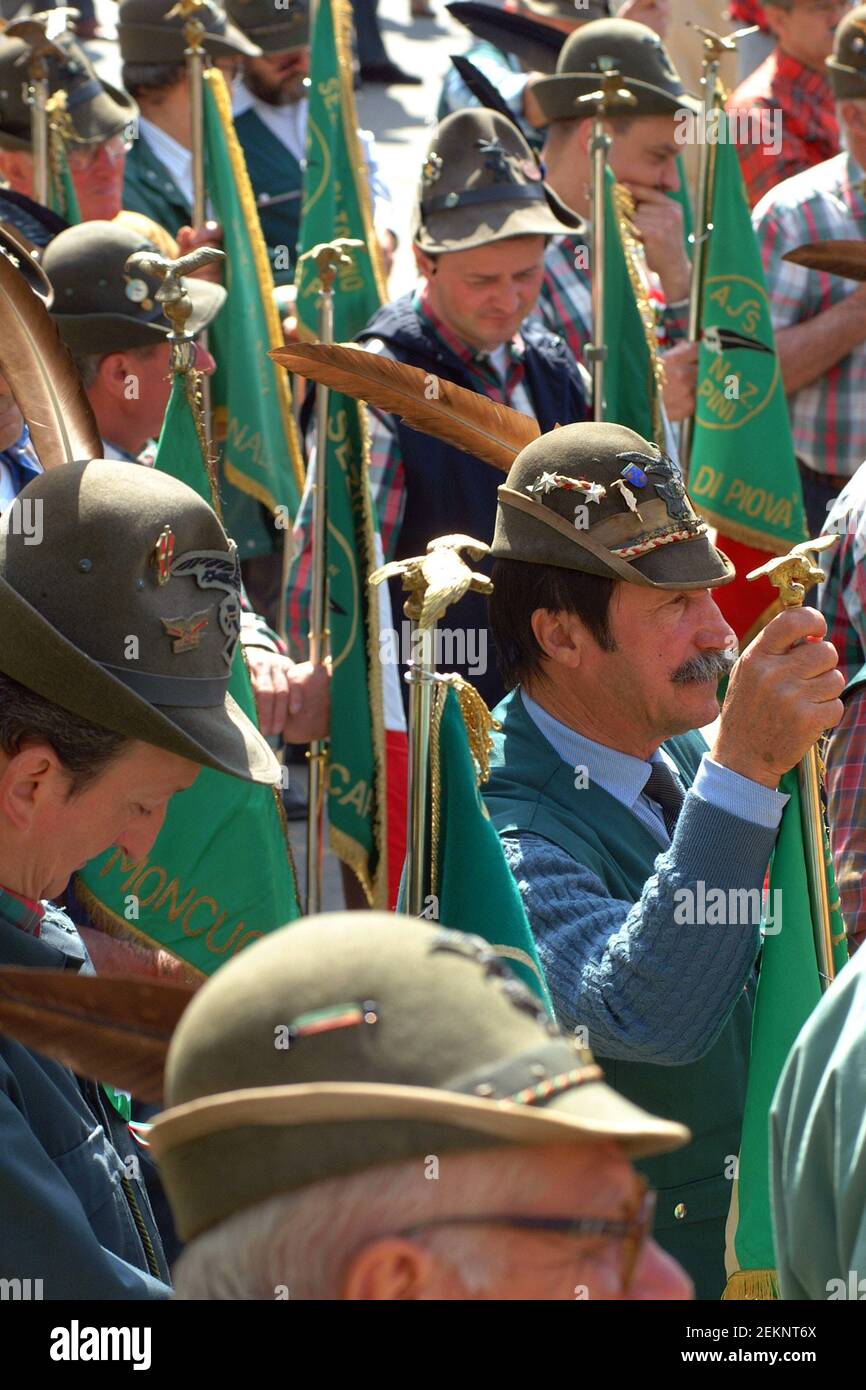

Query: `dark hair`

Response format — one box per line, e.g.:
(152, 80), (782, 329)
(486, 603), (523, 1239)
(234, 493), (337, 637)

(0, 671), (130, 796)
(73, 341), (164, 389)
(121, 61), (186, 98)
(488, 558), (617, 690)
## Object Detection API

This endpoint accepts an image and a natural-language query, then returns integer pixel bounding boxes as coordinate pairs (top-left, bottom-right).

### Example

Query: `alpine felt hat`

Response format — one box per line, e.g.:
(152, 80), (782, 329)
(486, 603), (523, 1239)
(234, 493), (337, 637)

(42, 220), (225, 355)
(117, 0), (261, 64)
(490, 421), (735, 589)
(0, 461), (280, 784)
(532, 17), (701, 124)
(225, 0), (310, 53)
(0, 31), (138, 152)
(826, 5), (866, 100)
(149, 912), (689, 1241)
(413, 108), (581, 255)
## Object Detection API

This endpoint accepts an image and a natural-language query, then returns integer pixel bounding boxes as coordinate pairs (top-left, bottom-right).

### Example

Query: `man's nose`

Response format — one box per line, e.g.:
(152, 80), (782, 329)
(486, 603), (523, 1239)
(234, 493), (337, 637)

(693, 591), (737, 655)
(116, 806), (168, 862)
(628, 1239), (693, 1301)
(658, 159), (680, 195)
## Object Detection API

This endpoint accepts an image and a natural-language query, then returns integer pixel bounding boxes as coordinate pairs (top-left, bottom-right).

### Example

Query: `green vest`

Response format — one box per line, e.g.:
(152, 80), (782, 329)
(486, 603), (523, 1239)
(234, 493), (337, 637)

(233, 108), (303, 287)
(484, 690), (753, 1300)
(123, 136), (190, 238)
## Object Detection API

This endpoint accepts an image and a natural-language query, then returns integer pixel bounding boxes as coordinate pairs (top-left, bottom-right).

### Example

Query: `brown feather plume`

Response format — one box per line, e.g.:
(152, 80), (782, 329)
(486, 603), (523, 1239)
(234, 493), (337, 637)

(271, 342), (539, 471)
(0, 968), (196, 1103)
(0, 250), (101, 468)
(783, 241), (866, 282)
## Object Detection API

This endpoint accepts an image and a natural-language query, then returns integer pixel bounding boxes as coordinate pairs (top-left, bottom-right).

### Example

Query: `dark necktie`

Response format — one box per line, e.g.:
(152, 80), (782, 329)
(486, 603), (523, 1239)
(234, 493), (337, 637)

(642, 761), (685, 838)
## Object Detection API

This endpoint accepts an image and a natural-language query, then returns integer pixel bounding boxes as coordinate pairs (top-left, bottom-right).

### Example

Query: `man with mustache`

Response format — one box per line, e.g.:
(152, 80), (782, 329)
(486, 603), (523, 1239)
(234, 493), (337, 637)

(482, 421), (844, 1298)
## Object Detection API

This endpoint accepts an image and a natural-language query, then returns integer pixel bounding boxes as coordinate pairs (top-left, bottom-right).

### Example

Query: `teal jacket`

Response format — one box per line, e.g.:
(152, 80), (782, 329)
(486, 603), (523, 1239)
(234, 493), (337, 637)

(234, 108), (303, 287)
(123, 135), (190, 238)
(484, 690), (762, 1298)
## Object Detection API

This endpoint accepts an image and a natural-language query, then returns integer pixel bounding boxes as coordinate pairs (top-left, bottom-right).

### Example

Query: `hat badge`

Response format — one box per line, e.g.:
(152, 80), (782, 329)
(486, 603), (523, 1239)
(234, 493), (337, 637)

(421, 151), (443, 186)
(476, 137), (518, 185)
(125, 276), (154, 311)
(161, 610), (210, 654)
(151, 525), (175, 585)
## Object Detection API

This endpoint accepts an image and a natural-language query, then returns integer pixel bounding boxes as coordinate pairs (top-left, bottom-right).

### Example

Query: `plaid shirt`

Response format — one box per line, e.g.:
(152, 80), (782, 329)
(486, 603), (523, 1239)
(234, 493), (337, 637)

(826, 695), (866, 953)
(754, 152), (866, 480)
(727, 50), (839, 210)
(287, 292), (541, 661)
(538, 233), (689, 370)
(818, 472), (866, 683)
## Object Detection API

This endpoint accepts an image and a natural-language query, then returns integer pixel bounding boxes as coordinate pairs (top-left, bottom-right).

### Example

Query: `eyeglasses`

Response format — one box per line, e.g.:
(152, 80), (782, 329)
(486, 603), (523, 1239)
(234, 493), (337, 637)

(396, 1181), (656, 1296)
(66, 132), (132, 172)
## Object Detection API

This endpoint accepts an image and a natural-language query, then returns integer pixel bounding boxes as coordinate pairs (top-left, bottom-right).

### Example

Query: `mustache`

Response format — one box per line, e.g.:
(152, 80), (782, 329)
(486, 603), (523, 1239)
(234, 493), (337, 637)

(671, 649), (735, 685)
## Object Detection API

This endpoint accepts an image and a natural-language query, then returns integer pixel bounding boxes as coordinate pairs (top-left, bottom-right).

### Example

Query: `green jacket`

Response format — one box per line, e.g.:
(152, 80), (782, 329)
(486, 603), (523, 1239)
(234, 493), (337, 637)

(484, 691), (753, 1299)
(123, 135), (190, 238)
(233, 108), (303, 287)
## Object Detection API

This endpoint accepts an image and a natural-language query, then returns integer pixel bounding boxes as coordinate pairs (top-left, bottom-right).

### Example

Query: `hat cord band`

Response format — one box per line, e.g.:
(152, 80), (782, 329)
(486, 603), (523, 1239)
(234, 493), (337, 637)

(503, 1064), (603, 1109)
(497, 486), (655, 586)
(99, 660), (230, 707)
(422, 184), (547, 216)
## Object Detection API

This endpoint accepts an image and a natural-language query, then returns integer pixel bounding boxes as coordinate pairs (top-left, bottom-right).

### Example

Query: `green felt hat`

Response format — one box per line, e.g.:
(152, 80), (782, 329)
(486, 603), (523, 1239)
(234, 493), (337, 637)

(0, 30), (137, 153)
(0, 460), (280, 784)
(225, 0), (310, 53)
(532, 17), (700, 123)
(490, 421), (735, 589)
(413, 108), (582, 255)
(117, 0), (261, 64)
(149, 912), (689, 1241)
(827, 6), (866, 99)
(43, 219), (225, 355)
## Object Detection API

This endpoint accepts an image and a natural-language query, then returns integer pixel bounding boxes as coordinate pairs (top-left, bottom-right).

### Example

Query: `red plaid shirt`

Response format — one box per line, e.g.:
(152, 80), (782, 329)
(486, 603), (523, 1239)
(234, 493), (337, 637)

(826, 694), (866, 953)
(726, 50), (839, 209)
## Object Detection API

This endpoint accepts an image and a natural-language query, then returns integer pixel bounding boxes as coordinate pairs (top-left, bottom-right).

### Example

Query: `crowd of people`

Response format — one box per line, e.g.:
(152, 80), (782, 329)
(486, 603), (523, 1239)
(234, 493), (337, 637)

(0, 0), (864, 1309)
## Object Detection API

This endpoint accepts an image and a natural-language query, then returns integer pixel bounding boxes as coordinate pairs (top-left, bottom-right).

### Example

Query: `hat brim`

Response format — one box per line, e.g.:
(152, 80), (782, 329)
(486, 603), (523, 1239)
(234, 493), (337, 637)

(0, 570), (280, 785)
(52, 277), (227, 355)
(119, 20), (261, 62)
(446, 2), (565, 74)
(68, 78), (139, 146)
(630, 531), (736, 590)
(242, 23), (311, 54)
(532, 71), (701, 123)
(415, 191), (582, 254)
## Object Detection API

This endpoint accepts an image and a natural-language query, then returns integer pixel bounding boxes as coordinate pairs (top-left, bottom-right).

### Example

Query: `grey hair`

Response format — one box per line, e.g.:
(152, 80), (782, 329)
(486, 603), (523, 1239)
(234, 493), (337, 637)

(74, 342), (164, 391)
(172, 1147), (550, 1301)
(0, 671), (129, 796)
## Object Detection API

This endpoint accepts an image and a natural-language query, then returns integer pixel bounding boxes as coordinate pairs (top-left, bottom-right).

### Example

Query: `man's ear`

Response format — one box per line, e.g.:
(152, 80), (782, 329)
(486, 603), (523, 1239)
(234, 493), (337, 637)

(96, 351), (134, 401)
(0, 742), (67, 834)
(340, 1237), (438, 1301)
(413, 244), (437, 279)
(530, 608), (584, 669)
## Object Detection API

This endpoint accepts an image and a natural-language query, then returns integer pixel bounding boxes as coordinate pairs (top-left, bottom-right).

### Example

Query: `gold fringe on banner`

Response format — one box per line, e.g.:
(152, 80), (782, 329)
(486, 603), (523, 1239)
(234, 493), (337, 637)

(722, 1269), (780, 1301)
(611, 180), (666, 448)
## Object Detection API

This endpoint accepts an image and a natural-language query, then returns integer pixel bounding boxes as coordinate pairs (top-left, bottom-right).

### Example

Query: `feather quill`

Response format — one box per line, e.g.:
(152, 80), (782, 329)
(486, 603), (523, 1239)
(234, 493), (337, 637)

(271, 342), (539, 471)
(0, 968), (195, 1103)
(450, 55), (527, 133)
(783, 241), (866, 282)
(0, 249), (101, 468)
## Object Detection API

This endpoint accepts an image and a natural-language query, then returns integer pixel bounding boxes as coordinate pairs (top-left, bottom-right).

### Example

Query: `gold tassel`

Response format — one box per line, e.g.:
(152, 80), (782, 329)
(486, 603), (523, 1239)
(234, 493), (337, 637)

(722, 1269), (780, 1300)
(611, 180), (666, 447)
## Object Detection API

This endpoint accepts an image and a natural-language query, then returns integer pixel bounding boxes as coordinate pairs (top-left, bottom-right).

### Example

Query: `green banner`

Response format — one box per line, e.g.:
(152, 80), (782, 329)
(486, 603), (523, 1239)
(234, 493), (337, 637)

(433, 687), (553, 1012)
(76, 371), (301, 976)
(202, 68), (304, 533)
(47, 138), (81, 224)
(724, 769), (847, 1298)
(293, 0), (388, 902)
(603, 168), (662, 445)
(687, 141), (806, 553)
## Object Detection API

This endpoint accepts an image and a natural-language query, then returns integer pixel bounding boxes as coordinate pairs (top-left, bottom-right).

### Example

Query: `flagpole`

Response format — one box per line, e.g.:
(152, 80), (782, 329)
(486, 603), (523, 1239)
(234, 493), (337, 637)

(680, 24), (759, 479)
(747, 536), (840, 991)
(576, 70), (636, 422)
(10, 18), (56, 207)
(371, 535), (493, 917)
(173, 0), (213, 442)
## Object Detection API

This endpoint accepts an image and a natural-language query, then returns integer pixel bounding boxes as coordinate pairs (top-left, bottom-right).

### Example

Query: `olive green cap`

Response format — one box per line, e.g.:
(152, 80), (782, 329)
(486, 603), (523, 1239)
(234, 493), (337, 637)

(413, 108), (582, 255)
(149, 912), (689, 1242)
(117, 0), (261, 64)
(0, 31), (137, 153)
(827, 6), (866, 100)
(0, 461), (280, 784)
(43, 220), (225, 355)
(532, 17), (700, 123)
(490, 421), (735, 589)
(225, 0), (310, 53)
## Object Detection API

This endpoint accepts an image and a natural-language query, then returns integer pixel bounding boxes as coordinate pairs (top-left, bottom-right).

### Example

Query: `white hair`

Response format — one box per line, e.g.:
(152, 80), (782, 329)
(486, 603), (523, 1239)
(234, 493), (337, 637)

(172, 1146), (551, 1300)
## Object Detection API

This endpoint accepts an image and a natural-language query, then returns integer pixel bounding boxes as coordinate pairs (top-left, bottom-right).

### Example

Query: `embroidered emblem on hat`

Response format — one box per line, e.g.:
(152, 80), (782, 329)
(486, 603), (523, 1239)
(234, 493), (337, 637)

(643, 456), (694, 522)
(476, 138), (517, 184)
(169, 542), (241, 670)
(526, 472), (606, 503)
(161, 609), (210, 654)
(520, 158), (542, 182)
(421, 151), (443, 186)
(151, 525), (175, 585)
